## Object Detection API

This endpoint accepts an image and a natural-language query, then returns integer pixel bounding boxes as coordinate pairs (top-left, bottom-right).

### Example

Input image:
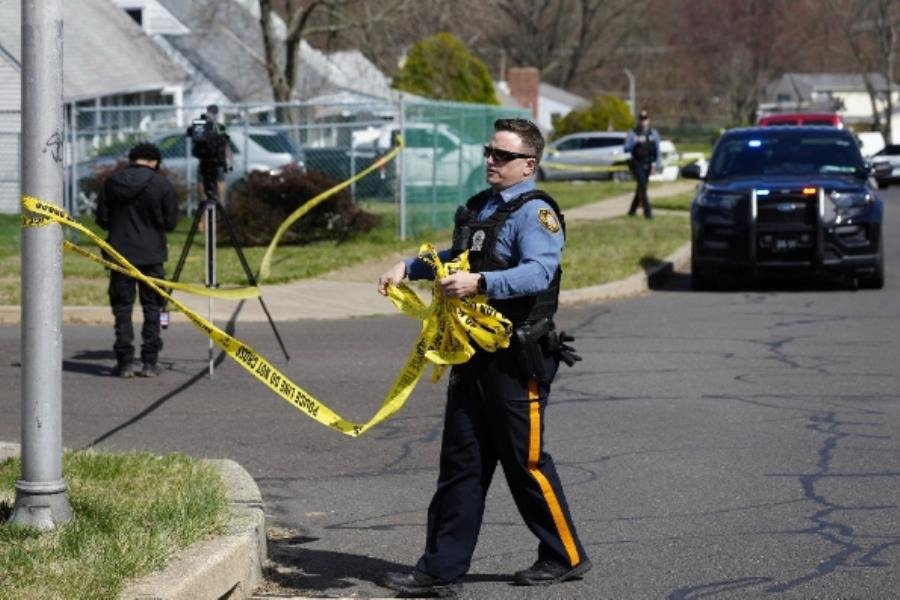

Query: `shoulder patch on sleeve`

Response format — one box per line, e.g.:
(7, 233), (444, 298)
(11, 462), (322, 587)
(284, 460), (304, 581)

(537, 208), (561, 233)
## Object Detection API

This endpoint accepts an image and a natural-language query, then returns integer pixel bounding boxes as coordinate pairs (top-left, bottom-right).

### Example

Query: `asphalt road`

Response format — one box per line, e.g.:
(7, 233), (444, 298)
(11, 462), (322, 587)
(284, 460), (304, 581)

(2, 188), (900, 599)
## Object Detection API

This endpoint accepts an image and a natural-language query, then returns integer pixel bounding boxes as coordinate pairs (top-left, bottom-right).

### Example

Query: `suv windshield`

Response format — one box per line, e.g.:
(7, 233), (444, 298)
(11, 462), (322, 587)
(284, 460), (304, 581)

(708, 130), (867, 180)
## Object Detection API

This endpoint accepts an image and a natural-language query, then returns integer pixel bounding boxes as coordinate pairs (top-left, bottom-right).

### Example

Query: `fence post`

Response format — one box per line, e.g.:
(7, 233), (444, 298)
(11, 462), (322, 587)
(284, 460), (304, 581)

(398, 95), (406, 241)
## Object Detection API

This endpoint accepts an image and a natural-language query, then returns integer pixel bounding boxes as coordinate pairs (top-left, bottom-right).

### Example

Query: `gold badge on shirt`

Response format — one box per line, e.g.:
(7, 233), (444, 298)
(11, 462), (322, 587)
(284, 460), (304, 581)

(538, 208), (560, 233)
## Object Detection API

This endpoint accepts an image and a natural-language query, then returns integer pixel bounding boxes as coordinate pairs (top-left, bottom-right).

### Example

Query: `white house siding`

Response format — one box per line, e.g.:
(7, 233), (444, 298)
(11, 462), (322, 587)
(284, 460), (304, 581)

(0, 48), (20, 213)
(113, 0), (190, 36)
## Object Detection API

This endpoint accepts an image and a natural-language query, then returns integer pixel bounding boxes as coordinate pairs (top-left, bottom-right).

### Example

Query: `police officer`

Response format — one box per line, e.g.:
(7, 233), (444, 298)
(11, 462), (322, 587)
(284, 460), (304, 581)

(96, 142), (179, 377)
(625, 108), (663, 219)
(378, 118), (589, 597)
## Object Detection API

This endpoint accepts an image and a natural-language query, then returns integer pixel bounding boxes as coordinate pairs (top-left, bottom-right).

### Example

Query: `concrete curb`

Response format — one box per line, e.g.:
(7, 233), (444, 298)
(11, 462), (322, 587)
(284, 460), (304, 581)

(0, 444), (266, 600)
(120, 458), (266, 600)
(560, 241), (691, 306)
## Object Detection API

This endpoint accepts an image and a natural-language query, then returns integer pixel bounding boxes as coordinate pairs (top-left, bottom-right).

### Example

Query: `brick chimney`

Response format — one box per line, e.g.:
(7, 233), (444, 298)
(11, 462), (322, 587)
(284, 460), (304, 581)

(507, 67), (539, 120)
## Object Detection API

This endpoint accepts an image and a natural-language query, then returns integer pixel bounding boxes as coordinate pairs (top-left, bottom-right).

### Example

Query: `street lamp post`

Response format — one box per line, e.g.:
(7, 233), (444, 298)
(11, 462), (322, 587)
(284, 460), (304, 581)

(10, 0), (72, 530)
(623, 68), (636, 117)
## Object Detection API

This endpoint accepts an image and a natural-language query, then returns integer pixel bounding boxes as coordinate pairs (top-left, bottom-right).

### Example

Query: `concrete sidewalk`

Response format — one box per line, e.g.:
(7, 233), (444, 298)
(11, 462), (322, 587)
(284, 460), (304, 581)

(0, 180), (696, 326)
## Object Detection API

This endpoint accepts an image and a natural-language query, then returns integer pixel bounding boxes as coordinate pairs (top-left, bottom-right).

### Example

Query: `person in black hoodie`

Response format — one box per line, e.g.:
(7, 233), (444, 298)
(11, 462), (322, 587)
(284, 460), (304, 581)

(96, 142), (179, 378)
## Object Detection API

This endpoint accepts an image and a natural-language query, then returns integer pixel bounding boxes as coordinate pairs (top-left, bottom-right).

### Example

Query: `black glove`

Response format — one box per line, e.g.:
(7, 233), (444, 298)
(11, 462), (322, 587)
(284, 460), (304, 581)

(558, 333), (582, 367)
(555, 330), (582, 368)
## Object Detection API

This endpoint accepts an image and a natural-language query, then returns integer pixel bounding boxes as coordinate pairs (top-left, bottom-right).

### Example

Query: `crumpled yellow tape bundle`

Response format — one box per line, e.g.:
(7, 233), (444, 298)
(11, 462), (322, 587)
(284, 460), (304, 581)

(21, 196), (510, 437)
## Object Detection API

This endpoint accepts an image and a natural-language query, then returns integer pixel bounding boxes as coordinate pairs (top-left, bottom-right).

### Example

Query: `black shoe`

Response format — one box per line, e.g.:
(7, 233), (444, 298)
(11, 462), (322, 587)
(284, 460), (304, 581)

(136, 362), (162, 377)
(112, 362), (134, 378)
(513, 558), (592, 586)
(383, 569), (461, 597)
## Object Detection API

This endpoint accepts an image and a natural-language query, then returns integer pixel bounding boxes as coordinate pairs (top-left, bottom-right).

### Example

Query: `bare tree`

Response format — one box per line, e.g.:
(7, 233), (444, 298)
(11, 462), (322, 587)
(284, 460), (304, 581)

(478, 0), (646, 91)
(667, 0), (823, 125)
(257, 0), (412, 104)
(826, 0), (899, 140)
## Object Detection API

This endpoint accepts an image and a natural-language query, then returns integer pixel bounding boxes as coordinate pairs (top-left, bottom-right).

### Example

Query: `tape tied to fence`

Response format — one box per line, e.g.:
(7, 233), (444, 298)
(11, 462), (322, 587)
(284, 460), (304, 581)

(541, 156), (702, 174)
(21, 196), (510, 437)
(257, 138), (405, 282)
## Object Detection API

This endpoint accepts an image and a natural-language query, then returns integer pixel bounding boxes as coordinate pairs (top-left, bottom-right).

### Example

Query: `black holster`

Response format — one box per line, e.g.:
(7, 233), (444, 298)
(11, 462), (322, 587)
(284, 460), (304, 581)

(512, 318), (553, 382)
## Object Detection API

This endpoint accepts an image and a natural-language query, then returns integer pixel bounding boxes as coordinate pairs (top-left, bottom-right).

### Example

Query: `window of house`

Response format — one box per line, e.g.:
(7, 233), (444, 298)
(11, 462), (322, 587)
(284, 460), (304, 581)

(125, 9), (142, 26)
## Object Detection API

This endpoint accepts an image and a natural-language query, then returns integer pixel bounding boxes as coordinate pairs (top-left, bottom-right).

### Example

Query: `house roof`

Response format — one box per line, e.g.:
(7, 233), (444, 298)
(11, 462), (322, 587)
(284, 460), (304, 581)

(770, 72), (893, 96)
(539, 82), (590, 108)
(154, 0), (392, 103)
(0, 0), (188, 103)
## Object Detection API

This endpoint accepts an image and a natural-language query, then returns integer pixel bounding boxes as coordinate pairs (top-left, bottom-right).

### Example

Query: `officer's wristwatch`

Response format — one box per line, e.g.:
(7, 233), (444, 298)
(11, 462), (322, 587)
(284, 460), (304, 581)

(477, 273), (486, 293)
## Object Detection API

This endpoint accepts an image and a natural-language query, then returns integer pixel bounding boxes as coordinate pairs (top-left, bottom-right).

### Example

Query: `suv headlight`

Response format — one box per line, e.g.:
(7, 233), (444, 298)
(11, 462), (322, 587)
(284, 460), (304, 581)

(696, 191), (742, 209)
(829, 190), (872, 210)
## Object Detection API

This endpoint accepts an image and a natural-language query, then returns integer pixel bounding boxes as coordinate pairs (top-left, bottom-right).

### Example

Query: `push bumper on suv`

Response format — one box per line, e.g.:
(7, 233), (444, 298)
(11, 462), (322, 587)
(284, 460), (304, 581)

(692, 186), (882, 274)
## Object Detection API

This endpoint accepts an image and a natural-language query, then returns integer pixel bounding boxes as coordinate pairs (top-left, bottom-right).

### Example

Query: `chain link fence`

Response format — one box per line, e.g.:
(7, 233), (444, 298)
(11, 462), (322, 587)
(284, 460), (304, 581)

(2, 100), (530, 239)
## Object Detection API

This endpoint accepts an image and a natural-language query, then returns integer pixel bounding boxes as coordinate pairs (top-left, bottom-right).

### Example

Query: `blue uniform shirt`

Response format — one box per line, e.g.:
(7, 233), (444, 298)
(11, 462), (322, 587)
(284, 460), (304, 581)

(404, 178), (564, 299)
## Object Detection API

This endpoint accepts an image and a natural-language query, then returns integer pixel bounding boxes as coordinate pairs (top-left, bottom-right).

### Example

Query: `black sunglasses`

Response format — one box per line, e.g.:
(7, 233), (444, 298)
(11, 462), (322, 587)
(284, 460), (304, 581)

(483, 145), (535, 162)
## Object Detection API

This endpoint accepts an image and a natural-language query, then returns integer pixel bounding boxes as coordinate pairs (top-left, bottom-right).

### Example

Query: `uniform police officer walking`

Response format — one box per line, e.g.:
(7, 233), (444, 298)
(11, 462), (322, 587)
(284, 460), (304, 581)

(96, 142), (179, 378)
(378, 118), (589, 597)
(625, 108), (663, 219)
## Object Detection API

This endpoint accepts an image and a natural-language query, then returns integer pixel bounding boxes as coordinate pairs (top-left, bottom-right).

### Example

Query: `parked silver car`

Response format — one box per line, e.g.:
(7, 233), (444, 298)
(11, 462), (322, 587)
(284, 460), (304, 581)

(153, 126), (305, 188)
(73, 126), (305, 211)
(538, 131), (630, 181)
(871, 144), (900, 189)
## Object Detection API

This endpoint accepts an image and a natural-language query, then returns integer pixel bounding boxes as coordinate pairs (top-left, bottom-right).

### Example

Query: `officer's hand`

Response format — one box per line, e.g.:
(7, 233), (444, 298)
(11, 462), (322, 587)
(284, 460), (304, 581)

(378, 261), (407, 296)
(439, 272), (480, 298)
(557, 331), (582, 367)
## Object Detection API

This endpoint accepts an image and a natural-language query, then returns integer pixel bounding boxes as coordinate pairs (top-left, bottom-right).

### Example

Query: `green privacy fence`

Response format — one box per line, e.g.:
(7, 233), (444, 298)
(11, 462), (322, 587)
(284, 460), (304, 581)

(399, 100), (532, 238)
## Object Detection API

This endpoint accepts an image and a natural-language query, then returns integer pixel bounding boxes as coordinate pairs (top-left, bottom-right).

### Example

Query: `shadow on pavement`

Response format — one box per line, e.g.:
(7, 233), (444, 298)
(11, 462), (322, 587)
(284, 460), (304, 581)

(65, 349), (116, 377)
(650, 270), (861, 294)
(261, 530), (512, 595)
(82, 303), (247, 448)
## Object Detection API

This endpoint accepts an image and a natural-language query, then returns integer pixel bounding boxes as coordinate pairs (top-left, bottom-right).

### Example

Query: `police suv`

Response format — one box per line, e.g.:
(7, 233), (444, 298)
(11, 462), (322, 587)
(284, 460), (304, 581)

(682, 126), (888, 290)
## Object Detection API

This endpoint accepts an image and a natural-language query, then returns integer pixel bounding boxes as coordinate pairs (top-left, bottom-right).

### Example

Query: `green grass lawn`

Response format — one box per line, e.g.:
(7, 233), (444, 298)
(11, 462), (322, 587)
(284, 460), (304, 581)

(653, 191), (695, 212)
(2, 180), (691, 305)
(0, 451), (228, 600)
(563, 214), (690, 288)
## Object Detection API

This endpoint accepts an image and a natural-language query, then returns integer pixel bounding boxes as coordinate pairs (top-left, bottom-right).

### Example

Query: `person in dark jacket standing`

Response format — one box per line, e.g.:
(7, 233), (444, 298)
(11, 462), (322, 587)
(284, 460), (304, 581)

(624, 108), (663, 219)
(96, 142), (179, 378)
(377, 119), (589, 597)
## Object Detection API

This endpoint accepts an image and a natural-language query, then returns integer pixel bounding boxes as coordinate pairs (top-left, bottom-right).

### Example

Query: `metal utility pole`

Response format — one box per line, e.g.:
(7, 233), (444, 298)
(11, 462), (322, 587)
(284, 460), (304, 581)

(10, 0), (72, 529)
(623, 68), (636, 118)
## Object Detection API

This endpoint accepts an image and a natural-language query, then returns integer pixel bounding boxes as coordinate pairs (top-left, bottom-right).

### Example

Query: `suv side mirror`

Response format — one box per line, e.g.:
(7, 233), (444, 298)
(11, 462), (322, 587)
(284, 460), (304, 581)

(681, 162), (704, 180)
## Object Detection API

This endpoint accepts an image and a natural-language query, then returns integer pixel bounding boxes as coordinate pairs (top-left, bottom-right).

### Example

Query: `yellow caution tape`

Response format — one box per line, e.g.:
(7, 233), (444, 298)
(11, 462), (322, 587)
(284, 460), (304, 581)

(21, 196), (510, 437)
(258, 138), (406, 281)
(62, 241), (261, 300)
(542, 160), (631, 173)
(541, 156), (701, 174)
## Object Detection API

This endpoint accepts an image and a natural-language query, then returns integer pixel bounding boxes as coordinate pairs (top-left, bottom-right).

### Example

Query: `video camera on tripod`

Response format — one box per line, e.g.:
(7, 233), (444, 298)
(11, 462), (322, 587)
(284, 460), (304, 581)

(187, 105), (230, 199)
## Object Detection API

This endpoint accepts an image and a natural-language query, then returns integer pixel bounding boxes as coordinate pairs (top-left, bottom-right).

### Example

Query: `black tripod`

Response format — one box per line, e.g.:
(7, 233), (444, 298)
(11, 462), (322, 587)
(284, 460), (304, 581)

(164, 164), (289, 376)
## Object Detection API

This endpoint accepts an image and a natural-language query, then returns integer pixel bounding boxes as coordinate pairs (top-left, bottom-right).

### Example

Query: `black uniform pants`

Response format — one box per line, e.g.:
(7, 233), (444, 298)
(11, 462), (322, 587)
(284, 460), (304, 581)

(416, 348), (587, 582)
(109, 263), (165, 366)
(628, 161), (653, 217)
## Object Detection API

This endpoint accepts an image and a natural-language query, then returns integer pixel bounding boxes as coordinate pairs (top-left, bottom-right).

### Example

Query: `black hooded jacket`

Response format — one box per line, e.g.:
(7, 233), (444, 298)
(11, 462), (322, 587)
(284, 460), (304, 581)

(95, 164), (179, 265)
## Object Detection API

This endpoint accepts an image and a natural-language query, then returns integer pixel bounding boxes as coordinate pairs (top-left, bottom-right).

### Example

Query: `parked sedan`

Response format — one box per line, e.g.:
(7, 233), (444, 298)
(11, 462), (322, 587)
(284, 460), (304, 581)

(870, 144), (900, 189)
(72, 126), (305, 210)
(538, 132), (630, 181)
(682, 126), (885, 290)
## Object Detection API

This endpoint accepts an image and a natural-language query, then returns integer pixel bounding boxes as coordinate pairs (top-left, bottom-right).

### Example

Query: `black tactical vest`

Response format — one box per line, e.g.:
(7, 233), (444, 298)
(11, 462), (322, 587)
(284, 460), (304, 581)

(450, 189), (565, 324)
(630, 128), (654, 164)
